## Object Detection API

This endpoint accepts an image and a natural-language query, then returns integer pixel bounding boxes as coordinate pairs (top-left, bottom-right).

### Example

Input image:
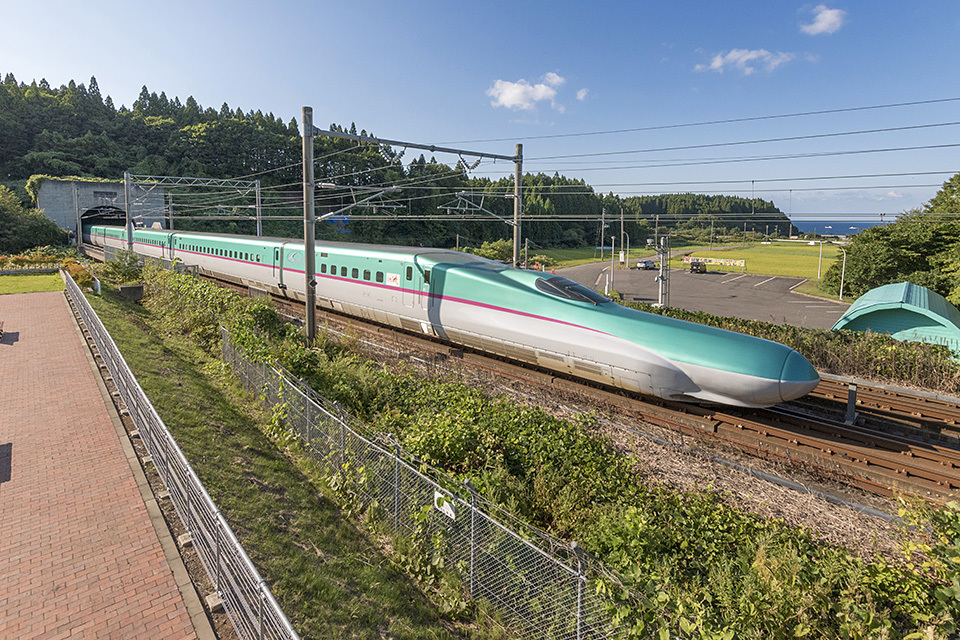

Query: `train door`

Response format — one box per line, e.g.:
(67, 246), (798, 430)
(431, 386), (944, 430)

(420, 268), (431, 310)
(274, 243), (288, 290)
(402, 263), (418, 308)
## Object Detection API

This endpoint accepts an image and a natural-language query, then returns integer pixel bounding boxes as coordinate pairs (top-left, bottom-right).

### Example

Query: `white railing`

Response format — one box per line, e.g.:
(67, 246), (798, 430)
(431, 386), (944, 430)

(62, 272), (300, 640)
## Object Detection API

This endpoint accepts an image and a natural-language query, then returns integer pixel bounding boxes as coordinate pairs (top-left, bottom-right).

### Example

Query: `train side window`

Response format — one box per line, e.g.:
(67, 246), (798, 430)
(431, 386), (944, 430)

(332, 264), (337, 275)
(424, 270), (430, 284)
(351, 268), (359, 279)
(363, 270), (370, 281)
(341, 266), (347, 277)
(376, 272), (384, 283)
(405, 266), (413, 281)
(320, 264), (327, 274)
(320, 252), (328, 258)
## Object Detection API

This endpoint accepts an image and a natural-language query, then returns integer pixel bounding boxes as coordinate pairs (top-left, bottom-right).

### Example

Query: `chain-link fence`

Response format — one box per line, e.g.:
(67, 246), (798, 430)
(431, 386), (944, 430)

(62, 272), (300, 640)
(222, 329), (621, 639)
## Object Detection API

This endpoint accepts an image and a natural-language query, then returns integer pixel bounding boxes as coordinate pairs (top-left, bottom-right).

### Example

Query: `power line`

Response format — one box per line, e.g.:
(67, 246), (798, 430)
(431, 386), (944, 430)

(441, 96), (960, 144)
(526, 142), (960, 173)
(529, 121), (960, 161)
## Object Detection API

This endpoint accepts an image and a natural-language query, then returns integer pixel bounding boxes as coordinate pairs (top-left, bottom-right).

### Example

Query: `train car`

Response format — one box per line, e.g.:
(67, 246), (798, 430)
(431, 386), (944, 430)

(84, 225), (820, 407)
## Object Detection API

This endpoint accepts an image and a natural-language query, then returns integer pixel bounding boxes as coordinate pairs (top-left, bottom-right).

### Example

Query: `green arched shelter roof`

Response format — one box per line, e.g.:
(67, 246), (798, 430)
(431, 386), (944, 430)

(831, 282), (960, 351)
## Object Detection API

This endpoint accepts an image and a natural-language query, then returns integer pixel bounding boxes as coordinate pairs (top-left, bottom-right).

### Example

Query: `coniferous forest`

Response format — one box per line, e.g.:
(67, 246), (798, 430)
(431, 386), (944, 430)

(0, 74), (791, 250)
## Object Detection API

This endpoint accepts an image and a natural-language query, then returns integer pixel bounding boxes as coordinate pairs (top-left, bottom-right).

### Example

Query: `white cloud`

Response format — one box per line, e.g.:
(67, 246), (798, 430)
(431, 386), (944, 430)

(695, 49), (796, 75)
(487, 73), (567, 111)
(542, 72), (565, 88)
(801, 5), (846, 35)
(576, 88), (588, 101)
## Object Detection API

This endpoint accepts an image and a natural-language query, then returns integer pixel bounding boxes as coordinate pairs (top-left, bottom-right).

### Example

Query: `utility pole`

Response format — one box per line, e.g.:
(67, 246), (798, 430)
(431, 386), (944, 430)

(600, 208), (605, 260)
(302, 107), (317, 343)
(620, 206), (624, 264)
(610, 236), (615, 293)
(123, 171), (133, 251)
(513, 143), (523, 267)
(73, 184), (80, 247)
(656, 236), (670, 308)
(255, 179), (262, 237)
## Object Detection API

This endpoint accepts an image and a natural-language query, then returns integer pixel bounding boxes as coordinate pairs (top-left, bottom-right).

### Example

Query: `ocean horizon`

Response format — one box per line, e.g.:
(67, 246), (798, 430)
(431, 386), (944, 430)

(791, 220), (887, 235)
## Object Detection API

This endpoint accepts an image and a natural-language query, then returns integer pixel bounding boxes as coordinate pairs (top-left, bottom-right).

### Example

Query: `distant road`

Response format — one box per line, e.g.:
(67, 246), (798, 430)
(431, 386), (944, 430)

(558, 261), (849, 330)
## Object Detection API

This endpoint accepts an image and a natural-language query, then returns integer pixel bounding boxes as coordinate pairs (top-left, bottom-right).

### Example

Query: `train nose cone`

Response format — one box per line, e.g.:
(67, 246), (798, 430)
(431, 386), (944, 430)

(778, 350), (820, 402)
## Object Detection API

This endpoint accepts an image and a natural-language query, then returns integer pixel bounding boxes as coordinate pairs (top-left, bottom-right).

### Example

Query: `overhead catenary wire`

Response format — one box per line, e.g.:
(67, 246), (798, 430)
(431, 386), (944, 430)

(441, 96), (960, 144)
(147, 94), (960, 227)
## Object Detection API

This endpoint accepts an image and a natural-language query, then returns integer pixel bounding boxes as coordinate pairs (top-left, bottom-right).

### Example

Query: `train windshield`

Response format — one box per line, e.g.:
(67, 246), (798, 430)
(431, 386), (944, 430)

(535, 276), (610, 305)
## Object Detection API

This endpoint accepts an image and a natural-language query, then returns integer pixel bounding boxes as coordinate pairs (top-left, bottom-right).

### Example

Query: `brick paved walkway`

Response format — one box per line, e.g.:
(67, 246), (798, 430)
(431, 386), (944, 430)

(0, 292), (198, 639)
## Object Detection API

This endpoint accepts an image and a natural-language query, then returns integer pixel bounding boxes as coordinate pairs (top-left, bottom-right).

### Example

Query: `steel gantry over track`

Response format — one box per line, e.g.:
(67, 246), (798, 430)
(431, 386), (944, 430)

(123, 172), (264, 248)
(299, 105), (523, 342)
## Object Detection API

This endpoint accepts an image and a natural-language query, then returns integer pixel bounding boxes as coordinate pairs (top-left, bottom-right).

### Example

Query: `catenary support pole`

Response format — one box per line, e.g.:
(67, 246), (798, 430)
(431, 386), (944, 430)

(303, 107), (317, 343)
(513, 143), (522, 267)
(124, 172), (133, 251)
(256, 179), (262, 237)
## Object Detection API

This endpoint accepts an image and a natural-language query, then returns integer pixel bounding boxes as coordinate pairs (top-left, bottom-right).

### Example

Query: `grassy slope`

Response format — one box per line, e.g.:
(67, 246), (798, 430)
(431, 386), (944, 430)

(86, 289), (488, 640)
(0, 273), (65, 294)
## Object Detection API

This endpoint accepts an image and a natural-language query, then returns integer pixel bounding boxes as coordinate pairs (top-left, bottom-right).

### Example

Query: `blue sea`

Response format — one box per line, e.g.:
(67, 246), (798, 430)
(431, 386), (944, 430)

(791, 220), (888, 235)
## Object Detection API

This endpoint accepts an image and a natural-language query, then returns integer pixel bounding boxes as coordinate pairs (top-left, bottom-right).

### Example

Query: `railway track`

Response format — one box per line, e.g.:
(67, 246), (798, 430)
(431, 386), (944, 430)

(234, 279), (960, 504)
(801, 376), (960, 446)
(98, 259), (960, 505)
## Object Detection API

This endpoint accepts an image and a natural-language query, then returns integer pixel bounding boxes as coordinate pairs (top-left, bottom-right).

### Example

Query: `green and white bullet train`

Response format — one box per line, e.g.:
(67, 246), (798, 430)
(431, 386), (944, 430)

(84, 224), (820, 407)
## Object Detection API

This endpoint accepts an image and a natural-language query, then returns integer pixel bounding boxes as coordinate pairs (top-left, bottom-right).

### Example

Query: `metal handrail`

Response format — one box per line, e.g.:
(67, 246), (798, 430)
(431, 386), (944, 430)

(62, 272), (300, 640)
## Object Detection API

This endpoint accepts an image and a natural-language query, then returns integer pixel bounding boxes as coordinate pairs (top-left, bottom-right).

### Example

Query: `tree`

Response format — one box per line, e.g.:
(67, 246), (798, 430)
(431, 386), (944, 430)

(0, 186), (69, 253)
(821, 172), (960, 301)
(925, 173), (960, 214)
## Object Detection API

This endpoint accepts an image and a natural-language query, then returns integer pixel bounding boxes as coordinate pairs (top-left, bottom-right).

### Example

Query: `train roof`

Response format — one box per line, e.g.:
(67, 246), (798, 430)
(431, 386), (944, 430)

(111, 225), (509, 270)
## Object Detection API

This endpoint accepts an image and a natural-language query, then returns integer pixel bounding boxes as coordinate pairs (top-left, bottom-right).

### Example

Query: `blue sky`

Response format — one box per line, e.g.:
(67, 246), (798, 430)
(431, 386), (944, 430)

(3, 0), (959, 222)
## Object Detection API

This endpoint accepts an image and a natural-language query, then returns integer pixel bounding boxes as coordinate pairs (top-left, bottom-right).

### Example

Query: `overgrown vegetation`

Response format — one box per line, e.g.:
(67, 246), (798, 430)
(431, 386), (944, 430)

(0, 185), (68, 253)
(129, 261), (960, 639)
(90, 267), (502, 639)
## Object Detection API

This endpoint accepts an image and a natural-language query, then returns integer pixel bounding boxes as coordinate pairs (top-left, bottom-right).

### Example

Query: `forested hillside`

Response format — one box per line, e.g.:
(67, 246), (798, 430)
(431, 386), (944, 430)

(0, 74), (791, 248)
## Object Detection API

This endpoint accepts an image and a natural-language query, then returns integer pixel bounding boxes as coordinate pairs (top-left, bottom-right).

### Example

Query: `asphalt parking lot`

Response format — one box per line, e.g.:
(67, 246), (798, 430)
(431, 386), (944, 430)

(558, 260), (850, 330)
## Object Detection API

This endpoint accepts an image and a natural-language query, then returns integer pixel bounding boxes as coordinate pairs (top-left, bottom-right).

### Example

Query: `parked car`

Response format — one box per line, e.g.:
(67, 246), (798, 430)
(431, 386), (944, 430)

(636, 260), (657, 270)
(690, 261), (707, 273)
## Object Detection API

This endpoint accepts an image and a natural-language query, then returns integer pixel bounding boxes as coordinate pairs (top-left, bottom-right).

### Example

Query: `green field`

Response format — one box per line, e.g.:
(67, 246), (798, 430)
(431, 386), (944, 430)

(544, 242), (841, 280)
(675, 241), (842, 279)
(0, 272), (65, 295)
(542, 239), (726, 269)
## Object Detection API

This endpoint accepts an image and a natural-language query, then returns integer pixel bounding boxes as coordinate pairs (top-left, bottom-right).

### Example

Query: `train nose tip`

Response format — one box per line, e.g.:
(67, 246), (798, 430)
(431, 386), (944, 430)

(779, 350), (820, 402)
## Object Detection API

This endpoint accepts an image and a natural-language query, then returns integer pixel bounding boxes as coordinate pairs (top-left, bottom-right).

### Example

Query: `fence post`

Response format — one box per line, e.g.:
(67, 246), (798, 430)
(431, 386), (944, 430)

(215, 516), (222, 593)
(186, 481), (195, 540)
(335, 402), (346, 471)
(301, 380), (312, 446)
(258, 583), (266, 640)
(390, 434), (400, 532)
(466, 479), (477, 597)
(573, 541), (584, 640)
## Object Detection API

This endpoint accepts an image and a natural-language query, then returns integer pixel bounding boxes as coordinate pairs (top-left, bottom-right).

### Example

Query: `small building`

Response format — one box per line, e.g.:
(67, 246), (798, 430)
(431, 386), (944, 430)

(33, 176), (167, 238)
(831, 282), (960, 351)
